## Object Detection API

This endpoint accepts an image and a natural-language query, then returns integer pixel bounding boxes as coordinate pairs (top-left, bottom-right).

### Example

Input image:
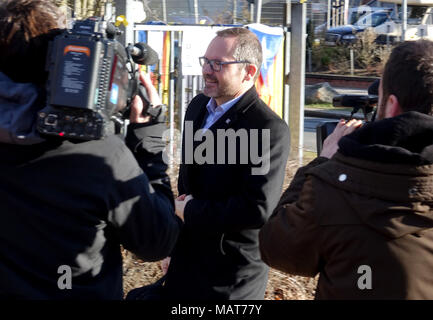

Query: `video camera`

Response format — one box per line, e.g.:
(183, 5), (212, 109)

(316, 81), (379, 155)
(37, 17), (159, 140)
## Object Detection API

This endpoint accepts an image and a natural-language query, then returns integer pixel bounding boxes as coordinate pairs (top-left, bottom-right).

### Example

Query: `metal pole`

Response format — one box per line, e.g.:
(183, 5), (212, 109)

(188, 76), (192, 103)
(162, 0), (167, 23)
(233, 0), (237, 24)
(283, 0), (291, 126)
(289, 1), (306, 161)
(192, 75), (198, 99)
(344, 0), (349, 25)
(402, 0), (407, 41)
(250, 3), (255, 22)
(350, 48), (354, 76)
(180, 76), (186, 133)
(169, 31), (175, 170)
(104, 1), (113, 20)
(114, 0), (126, 45)
(327, 0), (331, 29)
(196, 76), (202, 96)
(255, 0), (262, 24)
(158, 51), (163, 98)
(333, 6), (337, 27)
(194, 0), (199, 24)
(309, 0), (313, 30)
(178, 32), (187, 135)
(113, 0), (135, 46)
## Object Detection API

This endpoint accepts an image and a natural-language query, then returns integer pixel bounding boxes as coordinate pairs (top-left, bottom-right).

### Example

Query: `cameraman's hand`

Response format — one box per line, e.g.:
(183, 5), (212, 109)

(161, 257), (171, 275)
(129, 71), (162, 123)
(130, 95), (151, 123)
(320, 119), (363, 159)
(175, 194), (193, 222)
(139, 70), (162, 107)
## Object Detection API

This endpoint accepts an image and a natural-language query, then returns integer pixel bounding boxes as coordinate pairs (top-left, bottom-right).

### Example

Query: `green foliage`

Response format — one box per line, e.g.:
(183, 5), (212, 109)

(311, 45), (350, 72)
(312, 30), (394, 76)
(352, 29), (393, 72)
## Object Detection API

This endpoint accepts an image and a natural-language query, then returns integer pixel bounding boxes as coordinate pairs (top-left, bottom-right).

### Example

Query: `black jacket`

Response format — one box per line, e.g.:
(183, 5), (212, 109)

(164, 86), (290, 300)
(0, 72), (181, 299)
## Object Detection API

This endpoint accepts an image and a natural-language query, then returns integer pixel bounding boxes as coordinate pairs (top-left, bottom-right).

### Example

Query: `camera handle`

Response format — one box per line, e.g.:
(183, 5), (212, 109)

(135, 82), (166, 122)
(121, 70), (152, 120)
(137, 82), (151, 114)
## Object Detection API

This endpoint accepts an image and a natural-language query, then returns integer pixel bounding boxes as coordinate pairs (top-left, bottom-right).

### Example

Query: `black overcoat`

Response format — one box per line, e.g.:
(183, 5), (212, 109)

(164, 86), (290, 300)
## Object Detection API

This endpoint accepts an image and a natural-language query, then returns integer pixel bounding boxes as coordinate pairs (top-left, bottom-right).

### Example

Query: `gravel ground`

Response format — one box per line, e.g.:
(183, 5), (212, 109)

(122, 155), (318, 300)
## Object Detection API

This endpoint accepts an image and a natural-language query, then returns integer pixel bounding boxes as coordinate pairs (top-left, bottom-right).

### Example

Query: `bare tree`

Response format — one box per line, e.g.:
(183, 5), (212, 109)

(53, 0), (110, 19)
(73, 0), (82, 18)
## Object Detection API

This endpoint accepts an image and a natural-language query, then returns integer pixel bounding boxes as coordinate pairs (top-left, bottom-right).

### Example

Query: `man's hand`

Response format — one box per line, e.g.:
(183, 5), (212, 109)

(161, 257), (171, 275)
(139, 70), (162, 107)
(175, 194), (194, 222)
(129, 70), (162, 123)
(320, 119), (363, 159)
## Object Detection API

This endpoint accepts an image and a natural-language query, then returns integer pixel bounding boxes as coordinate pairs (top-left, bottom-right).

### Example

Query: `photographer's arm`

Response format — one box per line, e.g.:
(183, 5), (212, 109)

(259, 177), (322, 277)
(258, 118), (363, 275)
(108, 71), (181, 261)
(126, 71), (168, 186)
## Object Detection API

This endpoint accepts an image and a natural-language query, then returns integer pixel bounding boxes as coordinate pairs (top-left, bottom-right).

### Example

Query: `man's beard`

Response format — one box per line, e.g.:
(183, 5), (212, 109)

(203, 76), (233, 99)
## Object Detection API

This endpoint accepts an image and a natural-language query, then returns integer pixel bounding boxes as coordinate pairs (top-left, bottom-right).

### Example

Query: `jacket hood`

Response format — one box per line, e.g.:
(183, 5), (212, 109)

(0, 72), (46, 145)
(339, 111), (433, 166)
(309, 112), (433, 239)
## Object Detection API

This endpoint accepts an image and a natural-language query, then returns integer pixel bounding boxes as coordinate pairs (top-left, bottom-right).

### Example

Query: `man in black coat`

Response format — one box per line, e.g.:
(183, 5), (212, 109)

(162, 27), (290, 300)
(0, 0), (181, 299)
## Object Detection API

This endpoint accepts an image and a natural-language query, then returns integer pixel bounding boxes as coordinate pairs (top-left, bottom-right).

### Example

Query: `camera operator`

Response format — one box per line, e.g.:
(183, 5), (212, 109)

(0, 0), (181, 299)
(259, 40), (433, 299)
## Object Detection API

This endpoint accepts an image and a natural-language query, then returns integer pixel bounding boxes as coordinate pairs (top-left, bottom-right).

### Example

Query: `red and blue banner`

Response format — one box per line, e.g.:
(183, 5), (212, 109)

(247, 24), (285, 118)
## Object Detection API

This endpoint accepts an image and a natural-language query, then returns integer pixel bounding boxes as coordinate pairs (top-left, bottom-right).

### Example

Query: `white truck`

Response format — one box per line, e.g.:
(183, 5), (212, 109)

(378, 0), (433, 42)
(324, 0), (433, 45)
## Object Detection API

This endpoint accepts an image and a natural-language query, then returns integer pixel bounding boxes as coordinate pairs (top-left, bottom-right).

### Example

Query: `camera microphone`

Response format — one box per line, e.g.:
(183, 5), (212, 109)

(129, 42), (159, 65)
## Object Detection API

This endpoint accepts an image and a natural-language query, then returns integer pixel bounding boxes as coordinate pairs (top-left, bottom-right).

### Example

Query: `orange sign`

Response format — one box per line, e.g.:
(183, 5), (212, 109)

(63, 45), (90, 57)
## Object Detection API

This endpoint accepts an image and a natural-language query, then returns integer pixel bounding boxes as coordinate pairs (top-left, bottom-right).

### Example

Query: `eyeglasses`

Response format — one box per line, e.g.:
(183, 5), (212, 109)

(198, 56), (250, 72)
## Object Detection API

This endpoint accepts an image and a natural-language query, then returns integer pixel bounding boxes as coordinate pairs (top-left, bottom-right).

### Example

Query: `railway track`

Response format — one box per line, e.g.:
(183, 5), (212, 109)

(306, 73), (379, 90)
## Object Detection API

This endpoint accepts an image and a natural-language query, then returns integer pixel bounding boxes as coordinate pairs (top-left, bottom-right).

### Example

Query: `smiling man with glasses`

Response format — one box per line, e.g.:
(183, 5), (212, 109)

(198, 56), (251, 72)
(157, 27), (290, 300)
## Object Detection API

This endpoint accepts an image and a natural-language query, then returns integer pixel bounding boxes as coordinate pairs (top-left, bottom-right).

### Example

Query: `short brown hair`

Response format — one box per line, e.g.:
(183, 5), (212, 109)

(382, 40), (433, 115)
(0, 0), (65, 84)
(216, 27), (263, 81)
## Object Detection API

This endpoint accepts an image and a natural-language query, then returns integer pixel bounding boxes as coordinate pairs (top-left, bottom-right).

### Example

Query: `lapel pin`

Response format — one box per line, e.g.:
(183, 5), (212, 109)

(226, 119), (231, 124)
